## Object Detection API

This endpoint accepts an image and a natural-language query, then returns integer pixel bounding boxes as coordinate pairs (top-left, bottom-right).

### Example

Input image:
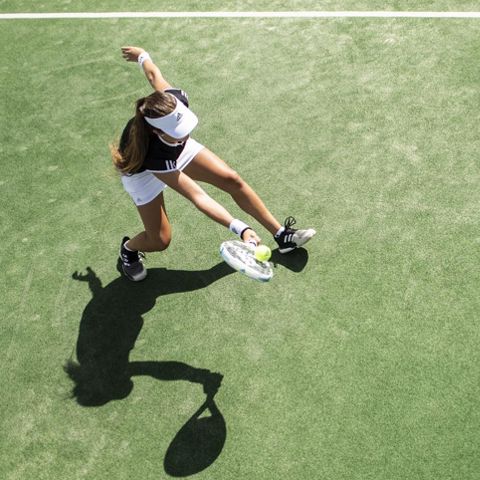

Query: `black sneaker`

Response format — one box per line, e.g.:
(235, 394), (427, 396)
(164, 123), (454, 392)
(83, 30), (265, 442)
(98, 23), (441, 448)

(119, 236), (147, 281)
(274, 216), (316, 254)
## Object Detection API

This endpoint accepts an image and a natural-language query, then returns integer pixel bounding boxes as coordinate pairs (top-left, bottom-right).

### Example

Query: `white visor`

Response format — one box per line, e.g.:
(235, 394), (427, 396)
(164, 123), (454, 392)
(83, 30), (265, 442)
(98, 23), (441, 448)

(144, 99), (198, 139)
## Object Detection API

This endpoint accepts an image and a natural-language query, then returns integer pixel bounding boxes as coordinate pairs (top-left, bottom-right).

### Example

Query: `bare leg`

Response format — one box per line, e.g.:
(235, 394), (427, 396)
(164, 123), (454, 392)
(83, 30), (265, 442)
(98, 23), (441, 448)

(126, 192), (172, 252)
(183, 148), (281, 235)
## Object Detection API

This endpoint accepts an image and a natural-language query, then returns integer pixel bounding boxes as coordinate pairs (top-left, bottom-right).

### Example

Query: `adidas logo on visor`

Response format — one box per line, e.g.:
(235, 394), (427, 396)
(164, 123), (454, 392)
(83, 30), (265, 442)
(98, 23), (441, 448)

(176, 112), (183, 121)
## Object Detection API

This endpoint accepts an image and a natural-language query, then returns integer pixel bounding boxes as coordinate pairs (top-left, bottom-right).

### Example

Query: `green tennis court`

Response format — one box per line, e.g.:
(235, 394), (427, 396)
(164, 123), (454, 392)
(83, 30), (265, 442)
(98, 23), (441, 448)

(1, 2), (479, 479)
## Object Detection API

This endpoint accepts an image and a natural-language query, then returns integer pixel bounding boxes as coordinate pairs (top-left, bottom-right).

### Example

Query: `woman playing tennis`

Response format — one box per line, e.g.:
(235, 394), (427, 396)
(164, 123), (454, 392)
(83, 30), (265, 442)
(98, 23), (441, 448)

(112, 46), (316, 281)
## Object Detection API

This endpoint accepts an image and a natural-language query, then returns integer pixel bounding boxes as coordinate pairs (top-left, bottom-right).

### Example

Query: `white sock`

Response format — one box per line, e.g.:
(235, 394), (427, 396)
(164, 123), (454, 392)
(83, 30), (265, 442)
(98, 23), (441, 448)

(274, 226), (285, 237)
(123, 241), (136, 252)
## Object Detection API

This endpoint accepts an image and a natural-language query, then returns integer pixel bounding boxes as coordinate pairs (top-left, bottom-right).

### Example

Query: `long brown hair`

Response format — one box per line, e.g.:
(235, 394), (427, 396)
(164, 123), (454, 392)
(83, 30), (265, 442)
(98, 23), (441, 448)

(111, 91), (177, 174)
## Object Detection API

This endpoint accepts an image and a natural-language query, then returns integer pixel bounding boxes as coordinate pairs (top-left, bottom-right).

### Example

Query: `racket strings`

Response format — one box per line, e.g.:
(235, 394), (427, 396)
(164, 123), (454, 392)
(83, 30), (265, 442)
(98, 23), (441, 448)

(226, 243), (269, 271)
(220, 240), (273, 282)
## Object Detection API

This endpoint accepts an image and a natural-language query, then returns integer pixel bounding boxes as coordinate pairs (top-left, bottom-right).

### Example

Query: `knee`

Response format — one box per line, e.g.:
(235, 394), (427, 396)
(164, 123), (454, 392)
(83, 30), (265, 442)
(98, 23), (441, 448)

(146, 231), (171, 252)
(219, 169), (245, 192)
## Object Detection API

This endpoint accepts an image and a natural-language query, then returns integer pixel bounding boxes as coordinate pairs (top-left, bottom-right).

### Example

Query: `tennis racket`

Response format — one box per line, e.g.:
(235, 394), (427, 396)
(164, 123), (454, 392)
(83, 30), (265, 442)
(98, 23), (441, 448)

(219, 240), (273, 282)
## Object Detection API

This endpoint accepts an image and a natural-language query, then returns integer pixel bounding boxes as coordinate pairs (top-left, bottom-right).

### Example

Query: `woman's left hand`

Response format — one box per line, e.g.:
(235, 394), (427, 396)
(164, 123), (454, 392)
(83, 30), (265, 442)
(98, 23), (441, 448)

(121, 46), (145, 62)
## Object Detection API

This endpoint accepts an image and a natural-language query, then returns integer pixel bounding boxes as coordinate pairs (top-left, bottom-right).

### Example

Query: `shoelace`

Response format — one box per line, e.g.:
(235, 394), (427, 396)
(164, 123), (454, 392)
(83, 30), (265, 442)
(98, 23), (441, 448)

(122, 250), (146, 265)
(284, 216), (297, 231)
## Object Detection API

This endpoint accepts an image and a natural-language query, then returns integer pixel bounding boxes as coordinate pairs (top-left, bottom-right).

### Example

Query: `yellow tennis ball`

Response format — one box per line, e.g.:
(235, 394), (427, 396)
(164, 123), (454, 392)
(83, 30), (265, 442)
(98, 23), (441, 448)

(254, 245), (272, 262)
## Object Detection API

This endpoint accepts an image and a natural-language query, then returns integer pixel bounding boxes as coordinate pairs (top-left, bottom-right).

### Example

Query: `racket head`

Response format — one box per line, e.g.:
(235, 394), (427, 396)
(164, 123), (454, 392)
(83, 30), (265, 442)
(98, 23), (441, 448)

(220, 240), (273, 282)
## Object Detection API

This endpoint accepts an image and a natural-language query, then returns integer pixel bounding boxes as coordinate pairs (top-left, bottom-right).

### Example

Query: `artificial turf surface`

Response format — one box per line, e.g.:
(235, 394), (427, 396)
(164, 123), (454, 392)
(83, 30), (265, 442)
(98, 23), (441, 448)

(1, 2), (479, 479)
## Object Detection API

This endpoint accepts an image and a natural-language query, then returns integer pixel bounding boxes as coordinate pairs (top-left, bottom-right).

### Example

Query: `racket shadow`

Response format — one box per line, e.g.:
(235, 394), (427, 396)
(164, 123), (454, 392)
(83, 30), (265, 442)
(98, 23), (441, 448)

(164, 394), (226, 477)
(270, 247), (309, 273)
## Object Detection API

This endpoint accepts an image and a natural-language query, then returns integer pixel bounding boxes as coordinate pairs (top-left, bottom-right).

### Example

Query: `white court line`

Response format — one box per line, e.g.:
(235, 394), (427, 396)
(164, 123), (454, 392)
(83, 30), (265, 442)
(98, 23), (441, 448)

(0, 11), (480, 20)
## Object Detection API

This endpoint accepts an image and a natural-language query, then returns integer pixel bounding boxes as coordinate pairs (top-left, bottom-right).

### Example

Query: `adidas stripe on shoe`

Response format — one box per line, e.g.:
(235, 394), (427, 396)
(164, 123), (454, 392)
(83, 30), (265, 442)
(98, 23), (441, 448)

(274, 216), (316, 254)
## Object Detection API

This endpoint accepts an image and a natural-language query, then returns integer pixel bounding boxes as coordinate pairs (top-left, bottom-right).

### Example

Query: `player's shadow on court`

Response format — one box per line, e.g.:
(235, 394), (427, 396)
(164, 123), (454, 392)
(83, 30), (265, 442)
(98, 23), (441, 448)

(271, 247), (309, 272)
(65, 263), (231, 476)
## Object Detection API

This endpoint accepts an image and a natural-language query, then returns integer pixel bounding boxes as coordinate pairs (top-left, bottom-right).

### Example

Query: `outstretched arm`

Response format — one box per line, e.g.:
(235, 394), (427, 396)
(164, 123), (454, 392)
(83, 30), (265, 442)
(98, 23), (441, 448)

(128, 361), (223, 397)
(121, 46), (172, 92)
(72, 267), (102, 295)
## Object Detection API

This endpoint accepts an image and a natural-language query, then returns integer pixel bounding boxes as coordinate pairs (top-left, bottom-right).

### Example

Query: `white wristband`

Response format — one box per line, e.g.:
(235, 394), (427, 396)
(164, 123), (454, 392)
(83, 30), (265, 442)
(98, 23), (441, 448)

(138, 51), (152, 68)
(229, 219), (250, 239)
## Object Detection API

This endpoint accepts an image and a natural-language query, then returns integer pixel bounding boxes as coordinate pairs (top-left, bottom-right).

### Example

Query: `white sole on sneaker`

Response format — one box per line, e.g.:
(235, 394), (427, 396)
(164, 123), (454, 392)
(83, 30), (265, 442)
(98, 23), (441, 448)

(278, 228), (317, 254)
(128, 267), (147, 282)
(119, 259), (148, 282)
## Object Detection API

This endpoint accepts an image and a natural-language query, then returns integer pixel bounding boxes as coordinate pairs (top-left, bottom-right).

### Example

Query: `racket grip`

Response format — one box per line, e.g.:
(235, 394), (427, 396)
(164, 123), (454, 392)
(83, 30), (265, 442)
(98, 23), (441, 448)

(246, 239), (258, 248)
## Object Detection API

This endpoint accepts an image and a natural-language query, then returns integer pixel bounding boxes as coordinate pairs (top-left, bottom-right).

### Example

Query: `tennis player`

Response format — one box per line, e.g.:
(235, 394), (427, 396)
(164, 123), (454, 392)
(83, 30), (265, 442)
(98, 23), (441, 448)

(111, 46), (316, 281)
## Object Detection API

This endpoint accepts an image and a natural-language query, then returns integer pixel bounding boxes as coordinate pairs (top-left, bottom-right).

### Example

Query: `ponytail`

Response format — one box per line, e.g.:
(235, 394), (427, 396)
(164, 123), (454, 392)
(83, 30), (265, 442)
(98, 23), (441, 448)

(111, 97), (151, 174)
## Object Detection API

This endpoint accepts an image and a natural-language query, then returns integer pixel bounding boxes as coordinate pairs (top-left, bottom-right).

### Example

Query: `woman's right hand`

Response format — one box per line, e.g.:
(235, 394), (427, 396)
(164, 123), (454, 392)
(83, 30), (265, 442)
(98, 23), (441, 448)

(242, 229), (261, 246)
(121, 46), (145, 62)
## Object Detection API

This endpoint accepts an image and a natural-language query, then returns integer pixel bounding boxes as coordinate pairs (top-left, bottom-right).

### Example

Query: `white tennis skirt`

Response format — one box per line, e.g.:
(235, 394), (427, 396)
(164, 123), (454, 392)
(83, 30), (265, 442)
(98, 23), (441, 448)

(121, 138), (204, 206)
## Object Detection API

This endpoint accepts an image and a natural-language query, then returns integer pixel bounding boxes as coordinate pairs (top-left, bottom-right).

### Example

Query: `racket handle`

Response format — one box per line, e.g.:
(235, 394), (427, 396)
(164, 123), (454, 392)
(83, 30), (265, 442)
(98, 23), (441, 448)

(246, 239), (258, 248)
